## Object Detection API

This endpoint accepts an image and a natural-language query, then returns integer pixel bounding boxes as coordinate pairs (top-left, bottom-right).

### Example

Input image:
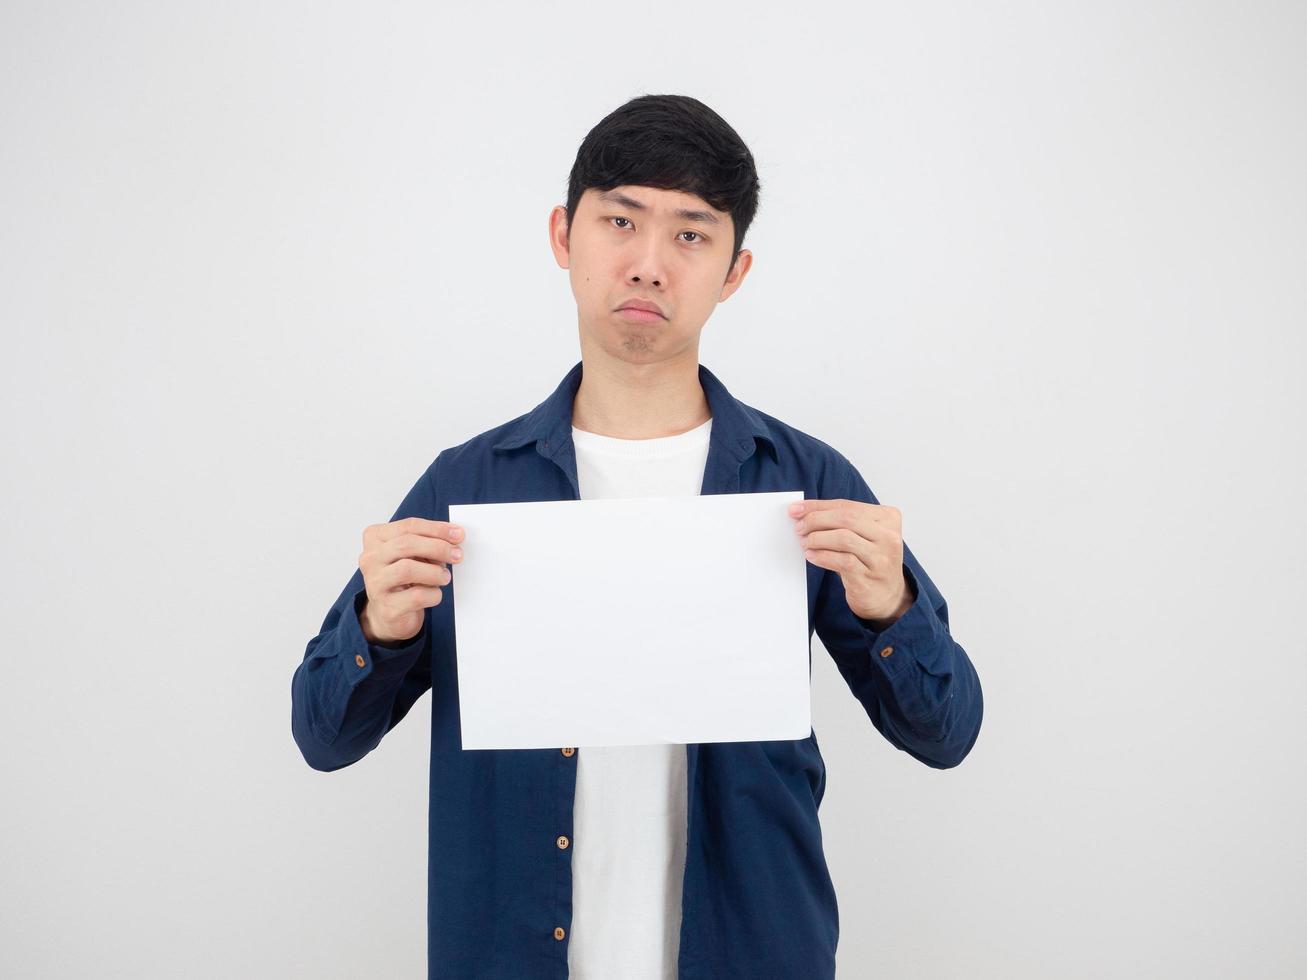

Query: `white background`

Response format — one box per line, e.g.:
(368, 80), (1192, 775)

(1, 1), (1303, 977)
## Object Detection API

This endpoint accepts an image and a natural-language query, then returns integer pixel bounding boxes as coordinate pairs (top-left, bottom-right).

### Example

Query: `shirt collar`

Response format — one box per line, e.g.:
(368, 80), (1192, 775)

(491, 359), (776, 463)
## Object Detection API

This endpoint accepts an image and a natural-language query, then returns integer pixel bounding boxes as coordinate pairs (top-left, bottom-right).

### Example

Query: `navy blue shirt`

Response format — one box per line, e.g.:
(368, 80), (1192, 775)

(291, 359), (983, 979)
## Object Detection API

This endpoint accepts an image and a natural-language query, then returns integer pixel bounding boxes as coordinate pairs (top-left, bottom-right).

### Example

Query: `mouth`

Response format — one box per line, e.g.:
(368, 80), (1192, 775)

(615, 306), (666, 324)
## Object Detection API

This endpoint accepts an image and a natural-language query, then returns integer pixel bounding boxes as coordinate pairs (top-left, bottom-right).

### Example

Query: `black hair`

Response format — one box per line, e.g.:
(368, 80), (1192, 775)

(564, 94), (761, 273)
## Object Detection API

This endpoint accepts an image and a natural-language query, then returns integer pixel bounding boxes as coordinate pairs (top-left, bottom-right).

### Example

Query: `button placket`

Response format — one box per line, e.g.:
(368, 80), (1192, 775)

(553, 749), (574, 950)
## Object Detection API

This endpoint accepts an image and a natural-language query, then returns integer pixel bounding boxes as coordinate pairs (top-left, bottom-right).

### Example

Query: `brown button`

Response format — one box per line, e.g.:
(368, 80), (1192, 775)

(554, 926), (566, 941)
(556, 835), (569, 849)
(879, 645), (894, 658)
(354, 654), (366, 667)
(561, 747), (575, 757)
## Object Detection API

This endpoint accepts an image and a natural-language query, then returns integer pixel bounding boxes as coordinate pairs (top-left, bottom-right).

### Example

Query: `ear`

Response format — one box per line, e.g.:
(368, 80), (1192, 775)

(719, 248), (753, 300)
(548, 204), (571, 269)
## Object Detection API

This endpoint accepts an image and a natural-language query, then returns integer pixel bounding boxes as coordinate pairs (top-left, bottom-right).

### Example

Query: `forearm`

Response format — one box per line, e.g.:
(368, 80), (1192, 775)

(291, 581), (428, 771)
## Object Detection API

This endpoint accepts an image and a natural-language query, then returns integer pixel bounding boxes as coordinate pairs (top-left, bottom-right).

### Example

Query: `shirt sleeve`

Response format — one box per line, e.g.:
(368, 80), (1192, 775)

(811, 456), (984, 769)
(290, 454), (442, 772)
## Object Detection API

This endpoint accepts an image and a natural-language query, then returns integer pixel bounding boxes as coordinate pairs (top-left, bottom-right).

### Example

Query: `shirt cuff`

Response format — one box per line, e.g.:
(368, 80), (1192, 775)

(853, 562), (947, 678)
(337, 585), (427, 690)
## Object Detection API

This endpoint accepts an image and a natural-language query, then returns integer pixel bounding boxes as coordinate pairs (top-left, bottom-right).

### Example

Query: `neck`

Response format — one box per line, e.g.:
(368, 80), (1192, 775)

(571, 351), (711, 440)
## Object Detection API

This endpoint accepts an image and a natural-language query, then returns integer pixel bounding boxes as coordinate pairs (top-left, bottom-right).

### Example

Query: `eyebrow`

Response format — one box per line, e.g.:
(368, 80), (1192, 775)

(597, 189), (720, 225)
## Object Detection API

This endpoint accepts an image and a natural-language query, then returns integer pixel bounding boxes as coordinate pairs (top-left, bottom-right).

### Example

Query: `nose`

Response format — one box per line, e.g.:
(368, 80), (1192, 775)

(625, 236), (667, 289)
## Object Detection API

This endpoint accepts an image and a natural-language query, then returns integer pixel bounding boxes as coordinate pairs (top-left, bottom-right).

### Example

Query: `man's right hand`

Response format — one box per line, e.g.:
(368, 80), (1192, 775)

(357, 517), (464, 645)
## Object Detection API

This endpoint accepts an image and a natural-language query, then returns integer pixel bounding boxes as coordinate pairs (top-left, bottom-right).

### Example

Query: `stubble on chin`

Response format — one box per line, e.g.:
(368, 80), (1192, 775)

(620, 329), (658, 354)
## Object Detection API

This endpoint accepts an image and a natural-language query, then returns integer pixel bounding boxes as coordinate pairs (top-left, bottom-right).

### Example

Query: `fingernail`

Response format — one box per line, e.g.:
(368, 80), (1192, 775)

(451, 547), (463, 559)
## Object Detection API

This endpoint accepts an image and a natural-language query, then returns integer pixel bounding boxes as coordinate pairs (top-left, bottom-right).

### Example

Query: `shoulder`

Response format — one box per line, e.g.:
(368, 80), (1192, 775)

(746, 404), (867, 500)
(435, 412), (532, 467)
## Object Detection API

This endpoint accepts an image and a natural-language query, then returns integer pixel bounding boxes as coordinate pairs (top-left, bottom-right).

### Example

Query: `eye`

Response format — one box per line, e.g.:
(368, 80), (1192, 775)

(679, 231), (703, 244)
(609, 216), (632, 229)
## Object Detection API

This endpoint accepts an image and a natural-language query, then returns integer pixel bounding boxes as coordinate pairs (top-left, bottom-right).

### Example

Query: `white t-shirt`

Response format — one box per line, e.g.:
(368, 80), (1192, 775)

(565, 415), (712, 980)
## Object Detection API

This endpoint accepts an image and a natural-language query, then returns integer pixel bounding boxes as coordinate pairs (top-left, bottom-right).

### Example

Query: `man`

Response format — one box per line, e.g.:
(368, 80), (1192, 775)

(291, 93), (983, 980)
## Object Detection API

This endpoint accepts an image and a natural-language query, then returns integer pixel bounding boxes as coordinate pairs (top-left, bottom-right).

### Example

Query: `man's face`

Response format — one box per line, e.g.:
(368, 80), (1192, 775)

(549, 185), (752, 365)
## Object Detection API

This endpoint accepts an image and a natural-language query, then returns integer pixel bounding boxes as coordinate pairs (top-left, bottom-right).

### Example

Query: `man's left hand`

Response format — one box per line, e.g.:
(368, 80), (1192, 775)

(789, 498), (915, 628)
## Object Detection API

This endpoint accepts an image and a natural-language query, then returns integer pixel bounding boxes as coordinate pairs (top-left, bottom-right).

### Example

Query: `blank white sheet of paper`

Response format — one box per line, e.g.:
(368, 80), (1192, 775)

(446, 489), (810, 750)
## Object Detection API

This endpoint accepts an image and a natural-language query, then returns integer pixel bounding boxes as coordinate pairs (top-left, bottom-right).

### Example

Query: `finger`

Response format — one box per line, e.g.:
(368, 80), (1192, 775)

(801, 547), (863, 576)
(789, 497), (845, 516)
(380, 584), (446, 610)
(390, 585), (445, 606)
(375, 516), (464, 544)
(382, 531), (464, 567)
(378, 556), (453, 593)
(798, 527), (880, 575)
(795, 503), (898, 535)
(796, 512), (887, 552)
